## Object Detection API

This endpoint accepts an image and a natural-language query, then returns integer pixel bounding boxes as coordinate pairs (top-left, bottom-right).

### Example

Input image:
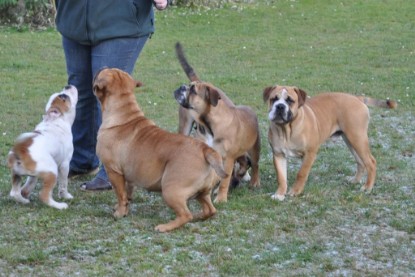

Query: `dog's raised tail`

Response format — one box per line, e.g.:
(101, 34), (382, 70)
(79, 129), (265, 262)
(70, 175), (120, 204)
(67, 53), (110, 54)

(175, 42), (200, 82)
(203, 147), (228, 179)
(357, 96), (398, 109)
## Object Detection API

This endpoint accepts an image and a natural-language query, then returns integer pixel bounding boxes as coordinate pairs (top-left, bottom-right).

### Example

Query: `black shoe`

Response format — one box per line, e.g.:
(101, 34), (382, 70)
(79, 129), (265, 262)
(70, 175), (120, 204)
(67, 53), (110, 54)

(68, 167), (99, 179)
(80, 177), (112, 191)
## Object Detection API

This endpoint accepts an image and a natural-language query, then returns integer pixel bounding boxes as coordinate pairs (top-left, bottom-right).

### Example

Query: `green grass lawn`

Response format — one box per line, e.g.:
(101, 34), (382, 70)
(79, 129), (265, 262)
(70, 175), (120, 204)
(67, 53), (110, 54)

(0, 1), (414, 276)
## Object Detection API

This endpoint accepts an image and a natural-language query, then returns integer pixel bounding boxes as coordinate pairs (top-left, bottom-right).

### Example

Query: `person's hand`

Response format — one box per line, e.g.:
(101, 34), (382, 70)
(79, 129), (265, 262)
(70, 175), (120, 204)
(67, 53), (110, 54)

(153, 0), (168, 10)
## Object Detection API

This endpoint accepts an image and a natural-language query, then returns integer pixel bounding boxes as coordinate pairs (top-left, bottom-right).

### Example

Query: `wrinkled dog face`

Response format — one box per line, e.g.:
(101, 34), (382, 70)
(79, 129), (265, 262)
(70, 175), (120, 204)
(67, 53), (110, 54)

(174, 81), (221, 113)
(263, 85), (307, 124)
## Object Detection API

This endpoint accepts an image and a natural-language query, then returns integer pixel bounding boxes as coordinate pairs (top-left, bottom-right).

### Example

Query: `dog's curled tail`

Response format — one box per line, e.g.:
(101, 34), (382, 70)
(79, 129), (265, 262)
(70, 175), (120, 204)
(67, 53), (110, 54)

(357, 96), (398, 109)
(175, 42), (200, 82)
(203, 147), (228, 179)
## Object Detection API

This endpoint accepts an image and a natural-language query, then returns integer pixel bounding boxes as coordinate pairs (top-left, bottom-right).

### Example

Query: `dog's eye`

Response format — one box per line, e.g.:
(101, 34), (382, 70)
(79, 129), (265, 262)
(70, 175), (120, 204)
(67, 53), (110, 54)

(286, 97), (294, 105)
(271, 96), (279, 103)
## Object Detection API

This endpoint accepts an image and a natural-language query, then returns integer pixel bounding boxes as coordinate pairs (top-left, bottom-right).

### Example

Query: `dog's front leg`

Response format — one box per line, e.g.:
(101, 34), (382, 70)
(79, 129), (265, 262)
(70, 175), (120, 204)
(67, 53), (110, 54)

(214, 158), (235, 203)
(271, 154), (288, 201)
(289, 151), (317, 196)
(58, 162), (73, 200)
(107, 169), (129, 218)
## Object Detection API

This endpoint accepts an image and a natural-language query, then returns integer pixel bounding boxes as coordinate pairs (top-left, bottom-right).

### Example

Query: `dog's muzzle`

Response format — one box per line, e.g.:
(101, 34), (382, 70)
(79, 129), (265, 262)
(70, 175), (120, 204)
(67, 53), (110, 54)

(58, 94), (69, 101)
(269, 103), (292, 124)
(174, 85), (192, 109)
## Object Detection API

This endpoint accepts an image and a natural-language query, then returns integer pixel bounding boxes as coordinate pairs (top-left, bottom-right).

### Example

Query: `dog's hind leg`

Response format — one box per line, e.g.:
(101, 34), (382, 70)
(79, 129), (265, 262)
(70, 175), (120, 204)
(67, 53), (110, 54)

(10, 173), (30, 204)
(21, 176), (38, 200)
(156, 186), (193, 232)
(342, 135), (366, 184)
(195, 190), (217, 220)
(39, 172), (68, 209)
(248, 136), (261, 188)
(343, 133), (376, 192)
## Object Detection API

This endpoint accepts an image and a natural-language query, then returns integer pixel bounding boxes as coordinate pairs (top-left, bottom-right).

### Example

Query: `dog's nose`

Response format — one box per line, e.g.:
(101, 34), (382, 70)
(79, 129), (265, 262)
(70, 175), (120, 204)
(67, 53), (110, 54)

(64, 85), (73, 90)
(180, 85), (187, 91)
(58, 94), (69, 101)
(276, 104), (285, 111)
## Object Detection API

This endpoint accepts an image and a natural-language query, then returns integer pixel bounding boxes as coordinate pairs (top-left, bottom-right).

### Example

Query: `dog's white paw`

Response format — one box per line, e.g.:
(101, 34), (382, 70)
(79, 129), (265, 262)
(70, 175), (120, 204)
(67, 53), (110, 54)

(49, 200), (68, 210)
(271, 194), (285, 201)
(59, 191), (73, 200)
(242, 172), (251, 182)
(10, 191), (30, 204)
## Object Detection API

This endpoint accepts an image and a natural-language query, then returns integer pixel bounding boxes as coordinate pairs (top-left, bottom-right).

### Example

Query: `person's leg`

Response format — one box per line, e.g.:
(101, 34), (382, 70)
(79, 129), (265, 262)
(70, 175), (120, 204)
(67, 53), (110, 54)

(80, 35), (149, 191)
(62, 37), (101, 175)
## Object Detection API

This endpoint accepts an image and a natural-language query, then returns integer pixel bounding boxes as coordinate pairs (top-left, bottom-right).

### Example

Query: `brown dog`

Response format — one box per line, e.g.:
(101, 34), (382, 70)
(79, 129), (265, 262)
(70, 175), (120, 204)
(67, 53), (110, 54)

(174, 43), (261, 203)
(263, 85), (397, 200)
(93, 68), (227, 232)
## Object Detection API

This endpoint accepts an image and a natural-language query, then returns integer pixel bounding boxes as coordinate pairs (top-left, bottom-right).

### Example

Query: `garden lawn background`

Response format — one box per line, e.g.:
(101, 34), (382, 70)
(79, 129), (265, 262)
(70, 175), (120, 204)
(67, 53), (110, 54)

(0, 1), (414, 276)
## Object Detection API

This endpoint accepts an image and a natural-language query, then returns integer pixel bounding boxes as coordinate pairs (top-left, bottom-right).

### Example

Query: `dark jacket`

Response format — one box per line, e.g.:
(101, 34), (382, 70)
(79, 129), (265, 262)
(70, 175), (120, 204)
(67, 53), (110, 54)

(55, 0), (154, 45)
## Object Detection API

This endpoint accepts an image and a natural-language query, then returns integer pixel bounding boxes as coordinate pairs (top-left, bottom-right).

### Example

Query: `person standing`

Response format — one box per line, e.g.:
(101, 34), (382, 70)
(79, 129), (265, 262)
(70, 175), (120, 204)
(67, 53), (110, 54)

(55, 0), (169, 190)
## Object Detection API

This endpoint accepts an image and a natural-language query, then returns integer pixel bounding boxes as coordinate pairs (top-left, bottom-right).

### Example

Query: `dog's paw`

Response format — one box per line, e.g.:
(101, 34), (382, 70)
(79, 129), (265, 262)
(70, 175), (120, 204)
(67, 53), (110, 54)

(242, 172), (251, 182)
(347, 176), (362, 184)
(155, 224), (170, 233)
(213, 195), (228, 204)
(59, 191), (73, 200)
(113, 209), (128, 219)
(271, 193), (285, 201)
(10, 192), (30, 204)
(288, 188), (303, 197)
(50, 201), (68, 210)
(360, 185), (373, 194)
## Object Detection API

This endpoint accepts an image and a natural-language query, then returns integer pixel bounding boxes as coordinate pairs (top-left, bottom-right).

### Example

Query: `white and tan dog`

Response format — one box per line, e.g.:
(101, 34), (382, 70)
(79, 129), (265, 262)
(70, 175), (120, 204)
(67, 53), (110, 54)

(7, 85), (78, 209)
(174, 42), (261, 203)
(263, 85), (397, 201)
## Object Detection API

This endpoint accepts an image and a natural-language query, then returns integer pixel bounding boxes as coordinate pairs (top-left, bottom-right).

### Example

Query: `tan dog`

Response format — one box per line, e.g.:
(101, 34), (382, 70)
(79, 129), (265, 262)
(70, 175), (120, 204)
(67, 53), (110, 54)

(93, 68), (227, 232)
(174, 43), (261, 203)
(175, 43), (252, 191)
(263, 85), (397, 201)
(7, 85), (78, 209)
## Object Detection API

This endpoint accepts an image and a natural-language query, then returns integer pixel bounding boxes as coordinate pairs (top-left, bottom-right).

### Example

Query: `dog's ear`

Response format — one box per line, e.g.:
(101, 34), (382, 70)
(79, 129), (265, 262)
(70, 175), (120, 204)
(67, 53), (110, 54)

(206, 86), (221, 107)
(43, 107), (62, 121)
(93, 78), (106, 93)
(263, 86), (275, 103)
(294, 87), (307, 107)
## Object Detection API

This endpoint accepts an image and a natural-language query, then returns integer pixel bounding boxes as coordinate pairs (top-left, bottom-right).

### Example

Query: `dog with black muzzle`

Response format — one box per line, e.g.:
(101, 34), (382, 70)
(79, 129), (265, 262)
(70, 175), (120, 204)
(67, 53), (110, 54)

(7, 85), (78, 209)
(174, 43), (261, 203)
(263, 85), (397, 201)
